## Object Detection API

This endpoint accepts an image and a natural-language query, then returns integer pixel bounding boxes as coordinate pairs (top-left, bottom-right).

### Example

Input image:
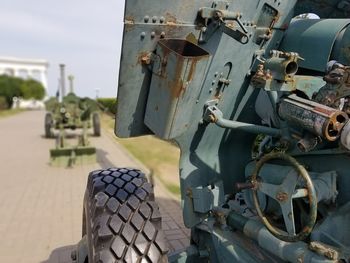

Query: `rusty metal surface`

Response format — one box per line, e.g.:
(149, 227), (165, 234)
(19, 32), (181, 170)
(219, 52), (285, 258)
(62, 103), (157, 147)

(116, 16), (200, 137)
(279, 94), (348, 141)
(144, 39), (210, 139)
(116, 0), (294, 138)
(314, 66), (350, 114)
(115, 0), (350, 262)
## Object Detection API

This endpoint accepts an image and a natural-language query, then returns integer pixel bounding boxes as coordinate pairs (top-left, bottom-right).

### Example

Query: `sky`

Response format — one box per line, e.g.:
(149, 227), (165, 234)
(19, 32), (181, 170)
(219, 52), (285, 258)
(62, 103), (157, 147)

(0, 0), (125, 98)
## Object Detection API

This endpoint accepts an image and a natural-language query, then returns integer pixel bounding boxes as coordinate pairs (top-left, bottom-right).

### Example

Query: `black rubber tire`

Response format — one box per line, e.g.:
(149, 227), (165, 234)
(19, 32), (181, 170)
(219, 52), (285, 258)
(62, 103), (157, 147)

(45, 112), (53, 138)
(84, 168), (168, 263)
(92, 113), (101, 137)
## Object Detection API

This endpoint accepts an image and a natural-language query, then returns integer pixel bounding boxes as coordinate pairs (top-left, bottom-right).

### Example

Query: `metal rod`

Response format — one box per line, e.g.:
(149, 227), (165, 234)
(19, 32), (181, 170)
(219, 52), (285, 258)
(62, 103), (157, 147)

(226, 212), (334, 263)
(215, 116), (282, 137)
(68, 75), (74, 94)
(59, 64), (66, 98)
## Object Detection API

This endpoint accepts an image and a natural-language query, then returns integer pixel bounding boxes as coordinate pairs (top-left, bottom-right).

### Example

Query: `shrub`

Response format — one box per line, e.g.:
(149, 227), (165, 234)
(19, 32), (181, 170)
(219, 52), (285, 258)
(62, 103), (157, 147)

(97, 98), (117, 114)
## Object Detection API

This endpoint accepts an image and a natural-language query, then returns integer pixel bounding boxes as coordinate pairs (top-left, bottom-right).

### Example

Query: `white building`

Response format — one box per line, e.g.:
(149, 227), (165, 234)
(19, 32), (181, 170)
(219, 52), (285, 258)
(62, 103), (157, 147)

(0, 56), (49, 92)
(0, 56), (49, 109)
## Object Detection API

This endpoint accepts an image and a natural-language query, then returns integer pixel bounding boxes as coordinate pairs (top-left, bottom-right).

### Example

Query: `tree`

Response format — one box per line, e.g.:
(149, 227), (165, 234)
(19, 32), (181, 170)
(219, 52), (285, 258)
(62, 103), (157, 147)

(0, 75), (23, 108)
(0, 75), (46, 109)
(20, 79), (46, 100)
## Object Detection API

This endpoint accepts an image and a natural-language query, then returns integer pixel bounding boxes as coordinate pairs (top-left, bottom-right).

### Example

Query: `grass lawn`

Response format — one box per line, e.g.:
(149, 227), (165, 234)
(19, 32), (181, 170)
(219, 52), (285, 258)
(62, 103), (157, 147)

(0, 109), (24, 118)
(101, 113), (181, 196)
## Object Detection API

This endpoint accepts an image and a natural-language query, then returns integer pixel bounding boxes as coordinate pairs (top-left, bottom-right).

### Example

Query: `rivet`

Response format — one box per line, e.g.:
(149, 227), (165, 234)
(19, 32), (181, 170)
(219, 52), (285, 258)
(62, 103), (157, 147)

(160, 32), (166, 38)
(152, 16), (157, 23)
(160, 16), (165, 23)
(144, 16), (150, 23)
(151, 32), (156, 38)
(212, 80), (216, 85)
(140, 32), (146, 39)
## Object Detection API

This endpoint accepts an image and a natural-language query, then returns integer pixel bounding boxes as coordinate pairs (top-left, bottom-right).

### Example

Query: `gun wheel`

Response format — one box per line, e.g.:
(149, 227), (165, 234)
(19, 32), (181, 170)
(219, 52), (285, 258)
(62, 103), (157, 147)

(44, 112), (54, 138)
(83, 168), (168, 263)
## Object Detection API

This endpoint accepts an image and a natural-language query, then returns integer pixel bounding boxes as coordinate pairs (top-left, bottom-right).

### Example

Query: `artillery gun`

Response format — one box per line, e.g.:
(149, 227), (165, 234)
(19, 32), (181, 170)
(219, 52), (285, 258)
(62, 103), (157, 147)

(74, 1), (350, 262)
(45, 65), (100, 166)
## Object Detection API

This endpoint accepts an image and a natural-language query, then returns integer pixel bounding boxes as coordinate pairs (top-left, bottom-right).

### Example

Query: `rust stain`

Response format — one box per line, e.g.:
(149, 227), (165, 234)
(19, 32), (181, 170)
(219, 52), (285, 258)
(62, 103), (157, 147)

(171, 58), (185, 98)
(166, 24), (183, 37)
(167, 21), (178, 26)
(226, 22), (236, 29)
(165, 12), (177, 24)
(313, 106), (335, 116)
(187, 60), (197, 82)
(137, 51), (151, 65)
(125, 15), (135, 24)
(124, 23), (135, 32)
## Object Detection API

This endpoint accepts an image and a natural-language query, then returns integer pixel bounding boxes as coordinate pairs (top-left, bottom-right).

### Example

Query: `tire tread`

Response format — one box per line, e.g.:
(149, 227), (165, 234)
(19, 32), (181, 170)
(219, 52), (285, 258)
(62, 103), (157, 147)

(84, 168), (168, 263)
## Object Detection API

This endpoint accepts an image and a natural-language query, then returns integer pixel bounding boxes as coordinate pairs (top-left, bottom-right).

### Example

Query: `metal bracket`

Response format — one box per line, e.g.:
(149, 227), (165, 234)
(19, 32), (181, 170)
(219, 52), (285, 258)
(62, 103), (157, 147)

(198, 3), (249, 44)
(191, 181), (224, 213)
(140, 52), (163, 76)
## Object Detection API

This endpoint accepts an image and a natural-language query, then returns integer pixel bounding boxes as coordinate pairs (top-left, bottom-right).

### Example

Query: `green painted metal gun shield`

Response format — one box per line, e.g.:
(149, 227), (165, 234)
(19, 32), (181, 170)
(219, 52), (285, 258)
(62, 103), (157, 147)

(280, 19), (350, 72)
(115, 1), (350, 261)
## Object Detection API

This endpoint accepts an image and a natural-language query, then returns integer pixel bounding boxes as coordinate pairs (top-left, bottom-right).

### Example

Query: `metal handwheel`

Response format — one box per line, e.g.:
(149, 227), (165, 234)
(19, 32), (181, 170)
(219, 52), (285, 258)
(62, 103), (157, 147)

(251, 152), (318, 242)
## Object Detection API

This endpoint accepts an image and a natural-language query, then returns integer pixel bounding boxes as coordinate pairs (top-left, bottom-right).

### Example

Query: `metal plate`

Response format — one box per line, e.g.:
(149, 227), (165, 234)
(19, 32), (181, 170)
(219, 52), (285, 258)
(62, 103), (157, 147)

(280, 19), (350, 72)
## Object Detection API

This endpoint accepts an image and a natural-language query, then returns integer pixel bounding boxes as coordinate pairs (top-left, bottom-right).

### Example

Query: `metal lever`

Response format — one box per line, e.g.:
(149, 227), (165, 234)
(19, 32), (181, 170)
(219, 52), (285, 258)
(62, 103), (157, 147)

(199, 7), (249, 44)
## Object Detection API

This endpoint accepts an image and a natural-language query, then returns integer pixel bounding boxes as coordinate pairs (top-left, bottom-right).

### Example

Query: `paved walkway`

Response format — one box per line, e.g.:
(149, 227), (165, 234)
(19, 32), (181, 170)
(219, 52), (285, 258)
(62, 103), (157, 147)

(0, 111), (189, 263)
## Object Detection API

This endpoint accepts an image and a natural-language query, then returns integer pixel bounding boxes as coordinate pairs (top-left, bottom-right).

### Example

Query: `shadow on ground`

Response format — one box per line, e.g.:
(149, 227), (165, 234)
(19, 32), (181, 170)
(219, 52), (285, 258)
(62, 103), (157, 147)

(41, 245), (76, 263)
(96, 148), (116, 169)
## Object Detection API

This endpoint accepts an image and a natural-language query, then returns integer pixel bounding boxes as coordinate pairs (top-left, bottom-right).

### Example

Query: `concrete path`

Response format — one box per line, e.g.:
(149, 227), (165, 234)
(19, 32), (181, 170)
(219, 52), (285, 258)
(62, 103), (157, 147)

(0, 111), (189, 263)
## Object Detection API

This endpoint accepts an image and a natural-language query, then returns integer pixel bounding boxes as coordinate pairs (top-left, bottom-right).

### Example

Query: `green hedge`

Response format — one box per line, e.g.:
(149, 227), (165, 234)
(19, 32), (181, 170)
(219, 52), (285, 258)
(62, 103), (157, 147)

(97, 98), (117, 114)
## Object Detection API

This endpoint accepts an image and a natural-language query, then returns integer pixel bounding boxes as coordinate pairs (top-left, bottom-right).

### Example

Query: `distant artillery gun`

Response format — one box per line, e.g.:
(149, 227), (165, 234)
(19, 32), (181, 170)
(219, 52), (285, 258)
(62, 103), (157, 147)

(44, 93), (101, 138)
(44, 66), (101, 166)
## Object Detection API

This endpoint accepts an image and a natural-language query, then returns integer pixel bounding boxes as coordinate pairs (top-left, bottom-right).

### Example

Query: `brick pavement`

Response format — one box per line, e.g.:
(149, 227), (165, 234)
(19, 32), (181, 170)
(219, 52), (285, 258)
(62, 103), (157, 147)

(0, 111), (189, 263)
